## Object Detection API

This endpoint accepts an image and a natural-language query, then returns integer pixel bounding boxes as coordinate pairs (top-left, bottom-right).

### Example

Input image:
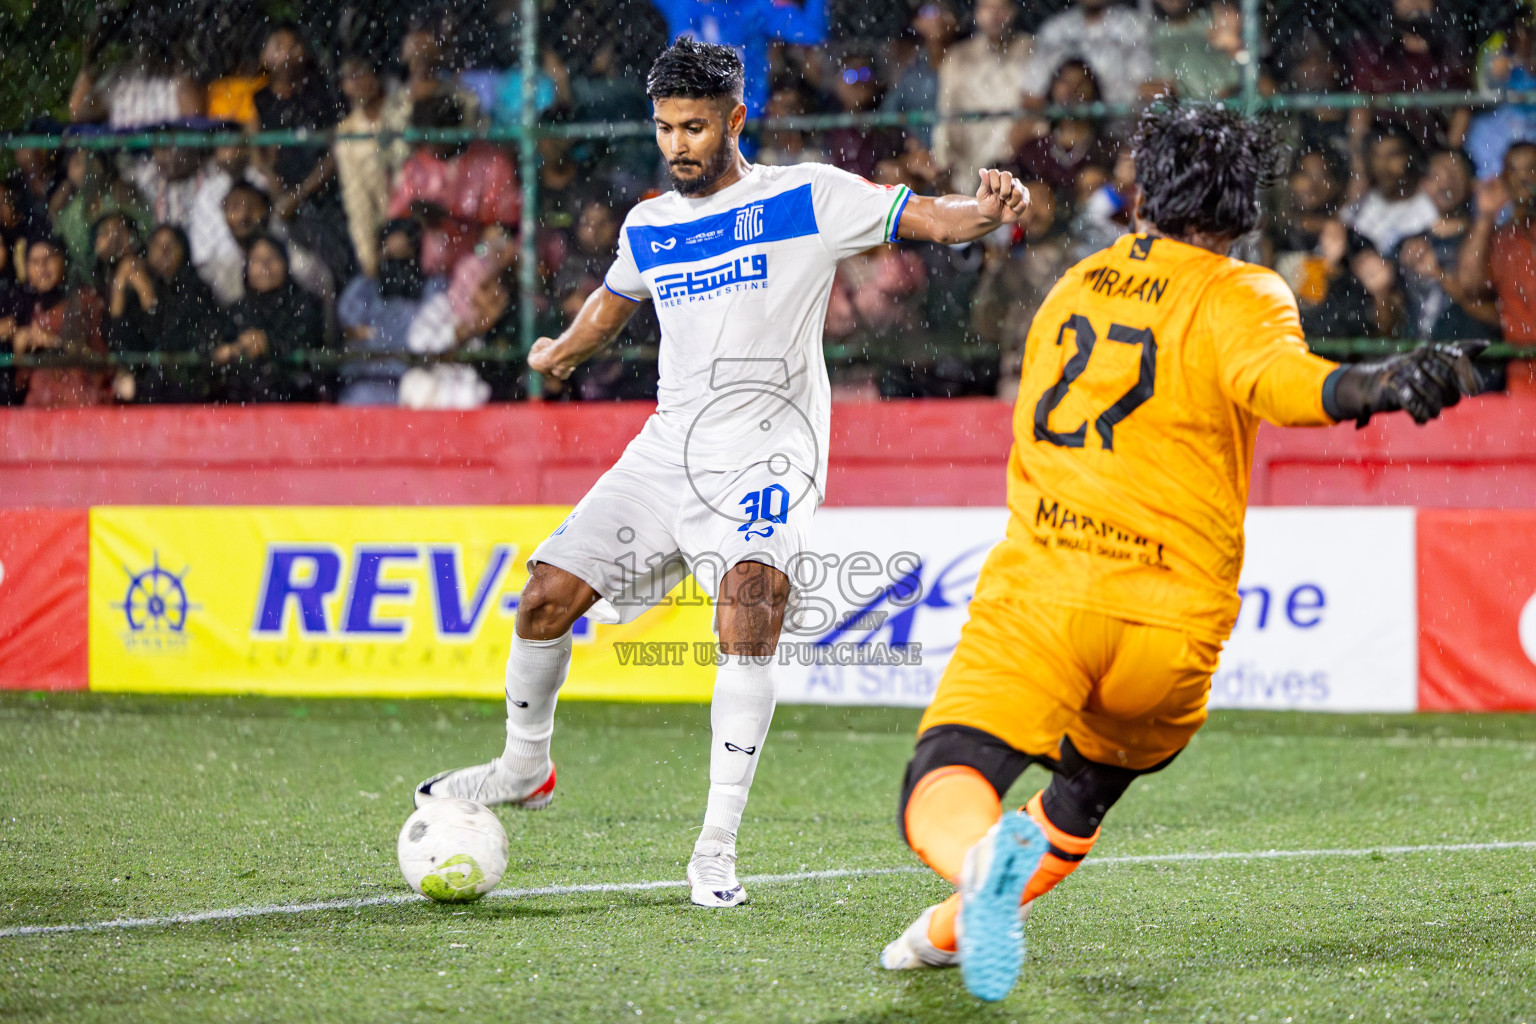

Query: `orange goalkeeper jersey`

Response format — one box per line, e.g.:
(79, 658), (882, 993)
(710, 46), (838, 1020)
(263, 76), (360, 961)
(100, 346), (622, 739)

(976, 232), (1340, 643)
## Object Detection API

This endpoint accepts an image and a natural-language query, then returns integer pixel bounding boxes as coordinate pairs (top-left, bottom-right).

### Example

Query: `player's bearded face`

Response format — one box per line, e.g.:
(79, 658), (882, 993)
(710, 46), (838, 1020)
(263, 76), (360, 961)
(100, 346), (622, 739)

(656, 98), (739, 197)
(667, 134), (735, 196)
(666, 141), (731, 194)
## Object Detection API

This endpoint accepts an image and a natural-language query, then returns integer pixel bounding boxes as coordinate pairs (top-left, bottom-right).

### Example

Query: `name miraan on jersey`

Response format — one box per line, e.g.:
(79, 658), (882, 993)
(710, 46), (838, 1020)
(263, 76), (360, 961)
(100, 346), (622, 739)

(1083, 265), (1170, 304)
(1033, 497), (1168, 569)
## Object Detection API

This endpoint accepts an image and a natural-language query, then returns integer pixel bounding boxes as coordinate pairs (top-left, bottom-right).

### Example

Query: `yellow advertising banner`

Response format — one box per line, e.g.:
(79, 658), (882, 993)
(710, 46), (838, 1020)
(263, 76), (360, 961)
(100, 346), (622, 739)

(88, 507), (717, 700)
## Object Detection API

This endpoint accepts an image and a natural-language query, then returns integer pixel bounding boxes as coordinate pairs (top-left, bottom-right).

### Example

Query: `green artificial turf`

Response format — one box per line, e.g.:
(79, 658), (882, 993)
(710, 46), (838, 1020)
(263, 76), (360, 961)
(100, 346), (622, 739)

(2, 692), (1535, 1022)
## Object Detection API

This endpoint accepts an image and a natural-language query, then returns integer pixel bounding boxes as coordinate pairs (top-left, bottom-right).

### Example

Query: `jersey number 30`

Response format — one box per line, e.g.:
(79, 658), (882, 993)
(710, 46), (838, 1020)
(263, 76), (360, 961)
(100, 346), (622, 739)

(1033, 313), (1157, 452)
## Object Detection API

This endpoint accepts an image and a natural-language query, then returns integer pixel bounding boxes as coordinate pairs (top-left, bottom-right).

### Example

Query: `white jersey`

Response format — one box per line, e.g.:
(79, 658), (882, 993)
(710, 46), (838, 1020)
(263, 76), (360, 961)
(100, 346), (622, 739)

(604, 162), (912, 497)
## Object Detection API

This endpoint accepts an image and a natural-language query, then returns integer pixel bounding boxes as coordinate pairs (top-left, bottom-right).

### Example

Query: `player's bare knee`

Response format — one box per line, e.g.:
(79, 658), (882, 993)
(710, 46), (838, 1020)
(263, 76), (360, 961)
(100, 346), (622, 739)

(516, 563), (597, 640)
(715, 561), (790, 656)
(723, 560), (791, 608)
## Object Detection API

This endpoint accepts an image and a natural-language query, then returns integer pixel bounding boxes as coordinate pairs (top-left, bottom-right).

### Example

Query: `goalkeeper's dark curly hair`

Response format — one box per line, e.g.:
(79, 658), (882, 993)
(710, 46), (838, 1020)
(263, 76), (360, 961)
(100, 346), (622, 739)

(1131, 99), (1285, 240)
(646, 37), (745, 103)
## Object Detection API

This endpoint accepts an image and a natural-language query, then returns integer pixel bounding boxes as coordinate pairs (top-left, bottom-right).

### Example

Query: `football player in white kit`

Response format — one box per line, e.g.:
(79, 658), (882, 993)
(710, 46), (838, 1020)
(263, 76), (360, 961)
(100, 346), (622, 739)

(415, 37), (1030, 907)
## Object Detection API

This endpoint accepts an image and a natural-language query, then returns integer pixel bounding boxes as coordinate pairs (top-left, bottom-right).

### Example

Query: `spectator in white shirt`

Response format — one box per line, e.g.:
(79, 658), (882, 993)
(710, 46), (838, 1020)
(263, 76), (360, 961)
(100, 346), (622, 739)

(188, 147), (271, 303)
(193, 180), (332, 307)
(1343, 125), (1438, 257)
(335, 56), (403, 279)
(401, 261), (502, 409)
(1022, 0), (1152, 107)
(69, 44), (203, 129)
(125, 144), (207, 230)
(935, 0), (1032, 193)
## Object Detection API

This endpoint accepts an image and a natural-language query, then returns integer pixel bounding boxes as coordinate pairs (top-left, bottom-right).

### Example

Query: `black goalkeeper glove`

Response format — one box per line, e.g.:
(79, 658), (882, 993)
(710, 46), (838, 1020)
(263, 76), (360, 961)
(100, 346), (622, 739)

(1322, 342), (1486, 428)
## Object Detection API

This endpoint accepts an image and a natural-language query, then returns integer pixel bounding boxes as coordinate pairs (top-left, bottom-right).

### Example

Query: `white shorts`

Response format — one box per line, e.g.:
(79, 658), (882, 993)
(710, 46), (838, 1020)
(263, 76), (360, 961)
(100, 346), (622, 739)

(528, 444), (819, 625)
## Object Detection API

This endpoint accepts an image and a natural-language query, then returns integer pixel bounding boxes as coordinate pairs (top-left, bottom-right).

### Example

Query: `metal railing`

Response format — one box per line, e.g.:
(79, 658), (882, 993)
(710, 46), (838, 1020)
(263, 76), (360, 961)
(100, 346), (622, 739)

(8, 86), (1535, 154)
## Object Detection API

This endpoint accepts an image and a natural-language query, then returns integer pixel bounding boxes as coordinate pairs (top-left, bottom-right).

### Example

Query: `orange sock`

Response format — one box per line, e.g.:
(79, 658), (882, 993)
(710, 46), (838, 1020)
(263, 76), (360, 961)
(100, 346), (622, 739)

(903, 771), (1105, 952)
(1021, 790), (1099, 903)
(903, 765), (1002, 882)
(923, 789), (1103, 953)
(903, 765), (1002, 953)
(928, 893), (962, 951)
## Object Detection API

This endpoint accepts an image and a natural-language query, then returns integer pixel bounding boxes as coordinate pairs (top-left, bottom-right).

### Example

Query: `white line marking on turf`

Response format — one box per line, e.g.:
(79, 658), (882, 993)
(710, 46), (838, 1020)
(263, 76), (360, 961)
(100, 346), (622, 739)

(0, 867), (919, 939)
(5, 841), (1535, 940)
(1085, 839), (1536, 866)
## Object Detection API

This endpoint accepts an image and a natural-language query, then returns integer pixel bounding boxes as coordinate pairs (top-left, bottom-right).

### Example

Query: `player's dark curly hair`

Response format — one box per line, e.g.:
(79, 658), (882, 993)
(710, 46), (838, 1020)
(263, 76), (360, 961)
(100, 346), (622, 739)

(646, 37), (745, 103)
(1131, 99), (1284, 240)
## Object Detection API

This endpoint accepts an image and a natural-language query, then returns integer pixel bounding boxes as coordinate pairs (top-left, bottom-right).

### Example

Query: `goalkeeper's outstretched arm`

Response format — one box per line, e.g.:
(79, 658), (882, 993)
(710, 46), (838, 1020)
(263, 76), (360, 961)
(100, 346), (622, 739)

(1321, 343), (1485, 428)
(1209, 268), (1483, 430)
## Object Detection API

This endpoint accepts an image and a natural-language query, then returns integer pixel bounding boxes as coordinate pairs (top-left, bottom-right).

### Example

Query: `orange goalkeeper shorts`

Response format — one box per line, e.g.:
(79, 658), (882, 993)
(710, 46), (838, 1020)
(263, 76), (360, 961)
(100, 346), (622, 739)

(918, 597), (1222, 770)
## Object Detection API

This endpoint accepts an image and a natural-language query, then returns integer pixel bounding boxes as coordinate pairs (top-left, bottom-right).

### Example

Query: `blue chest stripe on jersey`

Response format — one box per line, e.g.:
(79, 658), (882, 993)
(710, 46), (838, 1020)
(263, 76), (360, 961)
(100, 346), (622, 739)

(629, 183), (819, 272)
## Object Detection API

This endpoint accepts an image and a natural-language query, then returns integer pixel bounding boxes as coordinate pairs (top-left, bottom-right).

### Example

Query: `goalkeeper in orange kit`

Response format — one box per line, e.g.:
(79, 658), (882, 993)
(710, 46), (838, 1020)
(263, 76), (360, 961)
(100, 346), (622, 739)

(879, 101), (1483, 1002)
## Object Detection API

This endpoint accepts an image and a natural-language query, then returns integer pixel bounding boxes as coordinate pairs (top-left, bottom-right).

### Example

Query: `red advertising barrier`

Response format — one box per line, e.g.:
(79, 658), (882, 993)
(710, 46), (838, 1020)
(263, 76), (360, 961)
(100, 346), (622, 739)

(1252, 372), (1536, 508)
(0, 378), (1531, 508)
(1418, 509), (1536, 711)
(0, 401), (1010, 507)
(0, 509), (88, 690)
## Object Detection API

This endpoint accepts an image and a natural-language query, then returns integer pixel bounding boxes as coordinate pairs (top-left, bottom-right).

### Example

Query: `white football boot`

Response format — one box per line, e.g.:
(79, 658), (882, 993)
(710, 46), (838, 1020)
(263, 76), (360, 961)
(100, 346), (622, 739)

(414, 758), (557, 810)
(880, 904), (961, 970)
(687, 839), (747, 907)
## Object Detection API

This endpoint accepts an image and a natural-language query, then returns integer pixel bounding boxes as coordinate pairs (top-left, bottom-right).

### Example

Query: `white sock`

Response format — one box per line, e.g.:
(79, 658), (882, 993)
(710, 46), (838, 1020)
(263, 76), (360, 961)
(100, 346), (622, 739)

(699, 654), (776, 848)
(500, 630), (573, 778)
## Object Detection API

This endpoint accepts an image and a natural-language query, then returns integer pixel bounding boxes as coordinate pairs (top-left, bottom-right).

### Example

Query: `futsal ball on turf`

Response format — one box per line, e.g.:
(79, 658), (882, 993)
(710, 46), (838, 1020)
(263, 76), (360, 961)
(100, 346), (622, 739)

(397, 799), (509, 903)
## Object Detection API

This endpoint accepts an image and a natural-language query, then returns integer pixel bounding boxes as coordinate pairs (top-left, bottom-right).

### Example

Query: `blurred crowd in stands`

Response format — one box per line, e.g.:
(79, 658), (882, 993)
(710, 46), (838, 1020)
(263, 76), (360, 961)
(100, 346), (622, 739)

(0, 0), (1532, 407)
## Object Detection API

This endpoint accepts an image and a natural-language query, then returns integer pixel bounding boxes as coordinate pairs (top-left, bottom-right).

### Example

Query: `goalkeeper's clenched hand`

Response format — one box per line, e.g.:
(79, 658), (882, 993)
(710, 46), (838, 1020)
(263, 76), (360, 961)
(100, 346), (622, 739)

(1324, 342), (1486, 428)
